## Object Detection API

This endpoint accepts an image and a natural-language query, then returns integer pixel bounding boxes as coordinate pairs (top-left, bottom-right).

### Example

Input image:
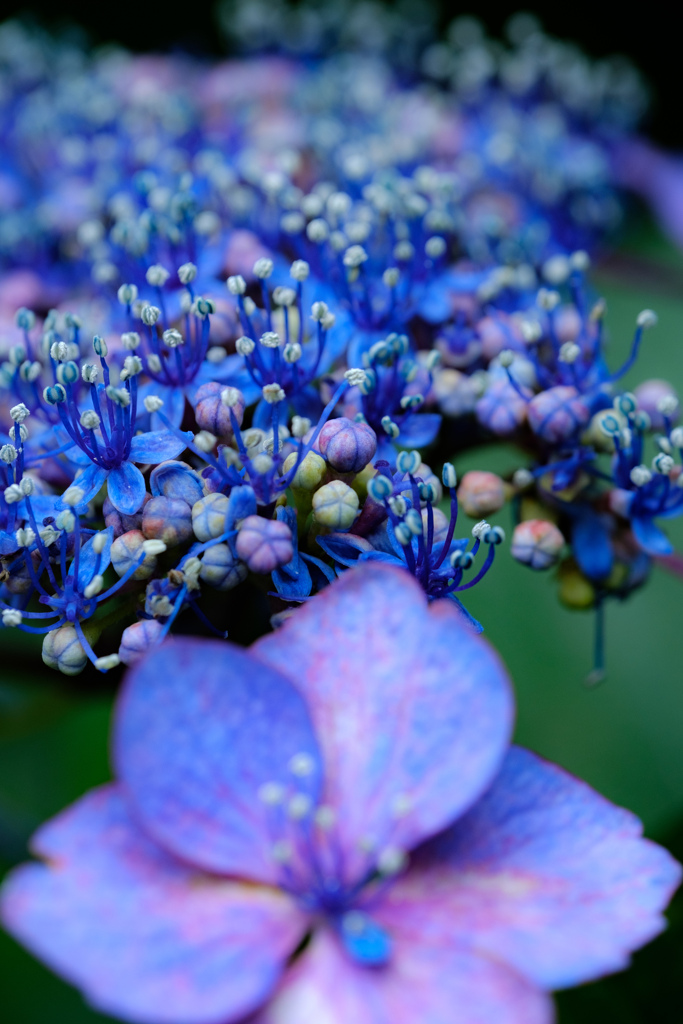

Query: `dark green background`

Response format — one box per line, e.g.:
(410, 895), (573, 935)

(2, 215), (683, 1020)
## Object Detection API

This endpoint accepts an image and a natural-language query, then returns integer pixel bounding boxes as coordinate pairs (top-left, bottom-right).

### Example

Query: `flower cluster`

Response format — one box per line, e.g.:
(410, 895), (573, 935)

(0, 8), (682, 1022)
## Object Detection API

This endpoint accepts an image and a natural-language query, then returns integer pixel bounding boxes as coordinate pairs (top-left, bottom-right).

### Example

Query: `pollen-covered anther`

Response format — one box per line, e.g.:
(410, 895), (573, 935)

(472, 520), (491, 539)
(287, 794), (313, 820)
(630, 465), (653, 486)
(94, 654), (121, 672)
(290, 259), (310, 281)
(262, 383), (286, 405)
(657, 395), (679, 417)
(2, 608), (22, 627)
(121, 331), (141, 350)
(260, 331), (281, 349)
(144, 395), (164, 414)
(289, 752), (316, 777)
(84, 575), (104, 599)
(253, 257), (274, 279)
(652, 453), (675, 475)
(558, 342), (581, 364)
(194, 431), (217, 453)
(0, 444), (17, 464)
(271, 840), (294, 864)
(9, 403), (30, 423)
(451, 548), (474, 569)
(235, 336), (255, 356)
(142, 539), (167, 556)
(314, 806), (336, 830)
(162, 328), (183, 349)
(227, 275), (247, 295)
(62, 486), (85, 507)
(15, 527), (36, 548)
(80, 410), (100, 430)
(141, 305), (161, 327)
(146, 265), (170, 287)
(637, 309), (658, 329)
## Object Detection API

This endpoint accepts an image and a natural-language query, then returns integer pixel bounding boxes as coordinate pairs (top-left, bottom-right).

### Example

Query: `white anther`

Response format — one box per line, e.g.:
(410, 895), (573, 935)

(388, 496), (407, 517)
(106, 386), (131, 408)
(258, 782), (285, 805)
(147, 354), (162, 374)
(498, 349), (515, 368)
(394, 241), (415, 262)
(144, 395), (164, 414)
(121, 331), (141, 350)
(670, 427), (683, 448)
(291, 416), (311, 438)
(206, 346), (227, 364)
(84, 574), (104, 599)
(630, 465), (652, 486)
(94, 654), (121, 672)
(472, 520), (491, 539)
(519, 317), (543, 343)
(344, 368), (367, 387)
(656, 436), (672, 455)
(220, 387), (241, 409)
(383, 267), (400, 287)
(227, 274), (247, 295)
(513, 468), (534, 489)
(253, 257), (274, 279)
(19, 477), (33, 496)
(284, 343), (302, 364)
(146, 265), (170, 287)
(50, 341), (69, 362)
(80, 410), (100, 430)
(92, 532), (108, 554)
(536, 288), (561, 311)
(290, 259), (310, 281)
(271, 840), (293, 864)
(150, 595), (174, 618)
(141, 305), (161, 327)
(343, 245), (369, 269)
(4, 483), (23, 504)
(377, 846), (408, 876)
(194, 431), (217, 452)
(55, 510), (75, 532)
(0, 444), (17, 464)
(117, 283), (138, 305)
(2, 608), (23, 627)
(425, 236), (447, 258)
(657, 395), (679, 416)
(82, 364), (99, 384)
(306, 218), (329, 242)
(142, 539), (167, 556)
(262, 384), (286, 404)
(39, 525), (60, 546)
(260, 331), (281, 348)
(162, 328), (184, 348)
(289, 752), (316, 777)
(178, 262), (198, 284)
(569, 250), (590, 272)
(288, 794), (313, 820)
(321, 311), (336, 330)
(637, 309), (658, 329)
(542, 254), (571, 285)
(236, 336), (255, 356)
(311, 301), (329, 321)
(9, 403), (30, 423)
(273, 287), (296, 307)
(62, 486), (85, 507)
(15, 527), (35, 548)
(314, 806), (336, 830)
(652, 453), (675, 475)
(558, 341), (581, 364)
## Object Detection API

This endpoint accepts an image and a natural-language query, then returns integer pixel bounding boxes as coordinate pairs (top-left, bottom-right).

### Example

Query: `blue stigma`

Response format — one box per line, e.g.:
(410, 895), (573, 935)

(338, 911), (393, 967)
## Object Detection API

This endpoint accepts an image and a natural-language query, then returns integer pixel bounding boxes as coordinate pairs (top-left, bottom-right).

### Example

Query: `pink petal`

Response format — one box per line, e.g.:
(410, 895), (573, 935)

(253, 926), (552, 1024)
(1, 785), (307, 1024)
(252, 563), (513, 887)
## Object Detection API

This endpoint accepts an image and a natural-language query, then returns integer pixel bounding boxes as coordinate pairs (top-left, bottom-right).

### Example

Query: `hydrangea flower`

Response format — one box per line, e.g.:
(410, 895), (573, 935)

(2, 564), (678, 1024)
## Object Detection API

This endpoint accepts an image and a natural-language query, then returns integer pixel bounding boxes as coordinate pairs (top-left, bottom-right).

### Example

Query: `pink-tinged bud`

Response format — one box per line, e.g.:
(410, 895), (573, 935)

(511, 519), (565, 570)
(634, 379), (679, 431)
(476, 379), (530, 436)
(478, 314), (523, 361)
(554, 304), (583, 343)
(103, 493), (151, 537)
(142, 496), (193, 547)
(111, 530), (158, 580)
(235, 515), (293, 573)
(194, 381), (245, 440)
(318, 417), (377, 473)
(527, 386), (590, 443)
(457, 471), (506, 518)
(118, 619), (164, 666)
(608, 488), (635, 519)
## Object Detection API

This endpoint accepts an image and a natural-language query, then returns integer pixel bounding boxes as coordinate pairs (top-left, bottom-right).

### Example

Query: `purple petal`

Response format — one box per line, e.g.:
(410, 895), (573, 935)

(114, 637), (323, 884)
(1, 786), (306, 1024)
(107, 461), (147, 516)
(252, 563), (513, 887)
(129, 429), (191, 465)
(391, 746), (681, 989)
(253, 927), (552, 1024)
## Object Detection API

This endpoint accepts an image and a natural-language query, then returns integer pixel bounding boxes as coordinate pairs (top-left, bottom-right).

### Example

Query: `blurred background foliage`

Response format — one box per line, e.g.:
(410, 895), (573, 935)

(1, 0), (683, 1018)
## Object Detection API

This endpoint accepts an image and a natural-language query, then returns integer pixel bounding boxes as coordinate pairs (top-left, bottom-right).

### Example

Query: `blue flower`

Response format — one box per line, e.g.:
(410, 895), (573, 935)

(2, 565), (678, 1024)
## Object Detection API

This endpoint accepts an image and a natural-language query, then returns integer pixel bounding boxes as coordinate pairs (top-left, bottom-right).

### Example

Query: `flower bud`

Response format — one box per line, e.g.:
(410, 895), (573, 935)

(42, 625), (87, 676)
(457, 471), (506, 518)
(200, 544), (248, 590)
(282, 450), (327, 490)
(511, 520), (565, 570)
(142, 496), (193, 547)
(235, 515), (293, 573)
(312, 480), (360, 530)
(318, 417), (377, 473)
(192, 493), (230, 542)
(194, 381), (245, 440)
(527, 386), (590, 443)
(118, 619), (164, 666)
(111, 530), (158, 580)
